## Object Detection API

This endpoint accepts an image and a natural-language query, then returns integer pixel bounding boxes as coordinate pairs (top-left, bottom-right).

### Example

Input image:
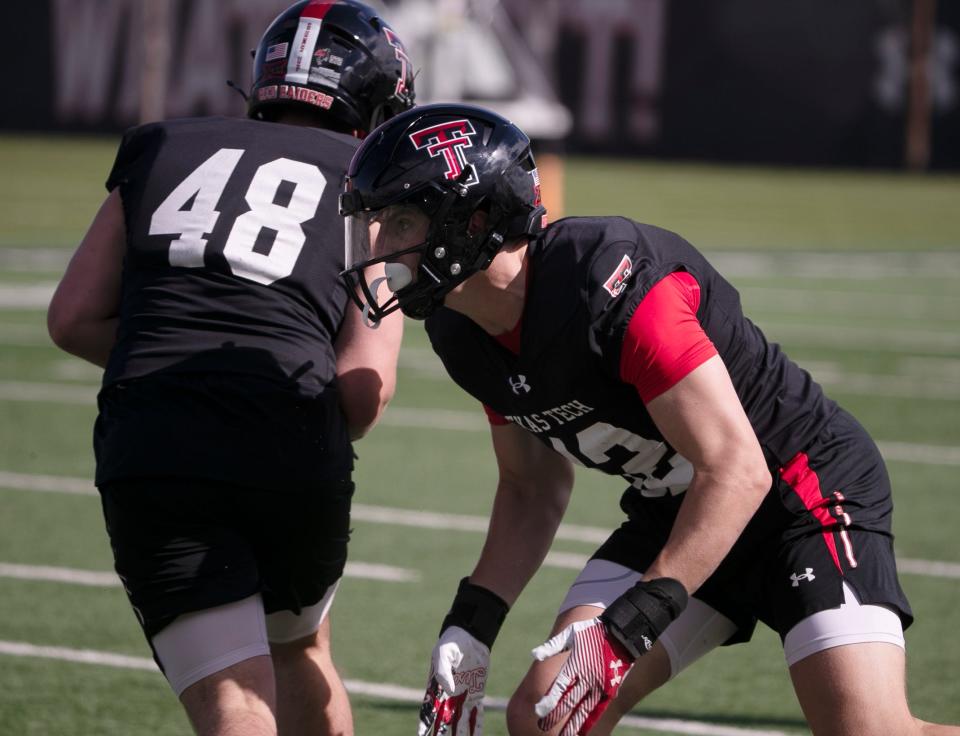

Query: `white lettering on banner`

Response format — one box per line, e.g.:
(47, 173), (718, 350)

(50, 0), (668, 140)
(52, 0), (288, 124)
(875, 26), (959, 113)
(52, 0), (127, 121)
(506, 0), (666, 142)
(166, 0), (234, 118)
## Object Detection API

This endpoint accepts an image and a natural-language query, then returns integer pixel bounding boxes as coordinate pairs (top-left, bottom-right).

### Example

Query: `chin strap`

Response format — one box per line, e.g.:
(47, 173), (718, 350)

(361, 262), (414, 328)
(225, 79), (249, 102)
(361, 301), (381, 329)
(361, 275), (389, 329)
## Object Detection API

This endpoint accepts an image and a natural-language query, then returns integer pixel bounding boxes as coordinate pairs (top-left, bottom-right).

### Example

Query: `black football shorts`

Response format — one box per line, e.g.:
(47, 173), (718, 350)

(594, 409), (913, 644)
(98, 476), (354, 640)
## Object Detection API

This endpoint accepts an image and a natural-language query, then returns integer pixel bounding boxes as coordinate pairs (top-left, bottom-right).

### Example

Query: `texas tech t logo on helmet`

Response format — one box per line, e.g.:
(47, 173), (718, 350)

(409, 120), (479, 187)
(382, 27), (412, 99)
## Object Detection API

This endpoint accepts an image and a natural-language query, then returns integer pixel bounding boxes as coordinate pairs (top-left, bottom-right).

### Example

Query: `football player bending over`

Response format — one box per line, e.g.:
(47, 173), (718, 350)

(339, 103), (960, 736)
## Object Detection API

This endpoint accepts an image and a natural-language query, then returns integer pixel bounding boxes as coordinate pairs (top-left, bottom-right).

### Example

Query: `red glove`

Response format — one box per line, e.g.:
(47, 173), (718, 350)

(531, 618), (634, 735)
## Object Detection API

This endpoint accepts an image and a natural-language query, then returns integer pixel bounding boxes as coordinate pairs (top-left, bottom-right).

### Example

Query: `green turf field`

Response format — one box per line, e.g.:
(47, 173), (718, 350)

(1, 134), (959, 735)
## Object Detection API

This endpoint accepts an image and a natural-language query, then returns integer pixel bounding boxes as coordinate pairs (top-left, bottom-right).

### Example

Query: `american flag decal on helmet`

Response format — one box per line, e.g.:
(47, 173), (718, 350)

(265, 42), (288, 62)
(603, 254), (633, 297)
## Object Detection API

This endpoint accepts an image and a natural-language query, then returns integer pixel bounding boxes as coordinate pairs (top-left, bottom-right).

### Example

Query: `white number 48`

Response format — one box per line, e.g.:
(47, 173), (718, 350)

(149, 147), (327, 285)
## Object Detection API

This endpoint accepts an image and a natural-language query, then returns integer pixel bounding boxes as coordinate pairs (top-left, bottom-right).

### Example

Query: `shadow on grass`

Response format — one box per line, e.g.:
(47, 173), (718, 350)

(351, 697), (809, 733)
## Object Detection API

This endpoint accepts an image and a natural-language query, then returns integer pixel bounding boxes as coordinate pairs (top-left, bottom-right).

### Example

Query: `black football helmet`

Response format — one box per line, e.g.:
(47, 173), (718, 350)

(248, 0), (415, 135)
(340, 103), (547, 322)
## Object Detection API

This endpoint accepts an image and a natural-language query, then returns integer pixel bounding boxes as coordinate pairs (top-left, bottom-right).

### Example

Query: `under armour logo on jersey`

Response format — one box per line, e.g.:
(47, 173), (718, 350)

(603, 254), (633, 297)
(509, 375), (531, 394)
(609, 658), (625, 687)
(790, 568), (816, 586)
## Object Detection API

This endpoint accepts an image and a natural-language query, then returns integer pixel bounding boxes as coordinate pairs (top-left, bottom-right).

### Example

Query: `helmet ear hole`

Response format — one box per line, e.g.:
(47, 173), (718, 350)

(467, 210), (488, 237)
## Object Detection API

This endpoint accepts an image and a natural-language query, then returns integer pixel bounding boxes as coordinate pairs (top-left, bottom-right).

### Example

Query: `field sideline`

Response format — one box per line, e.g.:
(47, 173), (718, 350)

(1, 134), (958, 735)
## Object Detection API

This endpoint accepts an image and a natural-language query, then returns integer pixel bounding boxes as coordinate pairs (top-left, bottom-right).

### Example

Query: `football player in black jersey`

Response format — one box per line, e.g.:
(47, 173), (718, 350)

(46, 2), (414, 735)
(340, 104), (960, 736)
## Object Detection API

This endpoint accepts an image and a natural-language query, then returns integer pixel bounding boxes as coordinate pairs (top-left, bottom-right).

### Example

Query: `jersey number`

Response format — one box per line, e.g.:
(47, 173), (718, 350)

(547, 421), (693, 497)
(148, 148), (327, 285)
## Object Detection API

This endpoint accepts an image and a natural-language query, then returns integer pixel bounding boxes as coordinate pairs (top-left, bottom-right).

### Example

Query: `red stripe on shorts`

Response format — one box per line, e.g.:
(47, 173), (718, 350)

(779, 451), (843, 573)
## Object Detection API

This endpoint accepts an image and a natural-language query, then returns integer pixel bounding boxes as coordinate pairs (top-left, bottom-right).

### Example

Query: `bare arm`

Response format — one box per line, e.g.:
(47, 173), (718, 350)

(47, 189), (126, 368)
(468, 421), (576, 606)
(642, 354), (772, 594)
(334, 273), (403, 440)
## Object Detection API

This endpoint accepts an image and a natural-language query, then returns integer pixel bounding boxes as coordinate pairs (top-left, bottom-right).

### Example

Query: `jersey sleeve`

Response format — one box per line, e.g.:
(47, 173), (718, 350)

(619, 271), (717, 403)
(105, 123), (164, 192)
(483, 403), (509, 425)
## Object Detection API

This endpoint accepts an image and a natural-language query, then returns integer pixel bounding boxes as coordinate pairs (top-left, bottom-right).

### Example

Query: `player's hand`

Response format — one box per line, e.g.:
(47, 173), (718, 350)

(417, 625), (489, 736)
(531, 618), (633, 735)
(532, 578), (687, 735)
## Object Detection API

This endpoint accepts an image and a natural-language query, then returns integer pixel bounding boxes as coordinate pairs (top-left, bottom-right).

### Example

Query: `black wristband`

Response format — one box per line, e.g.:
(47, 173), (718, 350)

(439, 577), (510, 649)
(599, 577), (688, 659)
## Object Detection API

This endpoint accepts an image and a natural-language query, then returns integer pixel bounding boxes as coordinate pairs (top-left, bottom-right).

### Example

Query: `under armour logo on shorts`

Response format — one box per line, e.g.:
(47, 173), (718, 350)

(790, 568), (816, 586)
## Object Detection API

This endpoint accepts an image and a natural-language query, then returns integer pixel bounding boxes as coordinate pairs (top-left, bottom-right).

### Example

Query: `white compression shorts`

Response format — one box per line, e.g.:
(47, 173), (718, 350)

(151, 582), (339, 696)
(559, 559), (904, 677)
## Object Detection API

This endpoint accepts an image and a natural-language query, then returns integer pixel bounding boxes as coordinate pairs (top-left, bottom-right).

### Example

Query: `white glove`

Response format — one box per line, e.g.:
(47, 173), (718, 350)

(532, 618), (634, 736)
(417, 626), (490, 736)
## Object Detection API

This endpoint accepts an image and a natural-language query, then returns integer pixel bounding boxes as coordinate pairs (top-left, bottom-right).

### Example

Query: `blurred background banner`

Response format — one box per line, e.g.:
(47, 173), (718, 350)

(3, 0), (959, 169)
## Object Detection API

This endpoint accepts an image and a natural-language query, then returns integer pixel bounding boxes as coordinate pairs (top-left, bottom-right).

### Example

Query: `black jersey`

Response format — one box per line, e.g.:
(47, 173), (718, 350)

(103, 116), (357, 393)
(426, 217), (838, 500)
(95, 117), (359, 489)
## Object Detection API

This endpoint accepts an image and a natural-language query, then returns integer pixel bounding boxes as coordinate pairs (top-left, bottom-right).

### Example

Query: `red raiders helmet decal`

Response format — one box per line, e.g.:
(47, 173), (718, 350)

(603, 254), (633, 297)
(409, 119), (479, 186)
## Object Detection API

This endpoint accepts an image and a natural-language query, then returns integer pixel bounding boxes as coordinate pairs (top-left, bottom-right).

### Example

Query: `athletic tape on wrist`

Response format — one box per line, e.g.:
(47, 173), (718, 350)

(600, 577), (688, 659)
(440, 577), (509, 649)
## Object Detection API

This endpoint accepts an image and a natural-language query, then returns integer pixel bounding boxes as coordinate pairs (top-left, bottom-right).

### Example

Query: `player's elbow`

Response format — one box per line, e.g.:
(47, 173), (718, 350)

(343, 399), (387, 440)
(705, 446), (771, 505)
(338, 369), (395, 440)
(751, 463), (773, 498)
(47, 300), (81, 354)
(740, 451), (772, 499)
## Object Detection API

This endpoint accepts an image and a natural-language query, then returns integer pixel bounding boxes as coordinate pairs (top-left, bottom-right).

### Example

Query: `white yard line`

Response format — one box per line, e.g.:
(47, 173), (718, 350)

(1, 470), (958, 581)
(0, 249), (70, 273)
(5, 247), (960, 280)
(0, 560), (418, 586)
(738, 287), (960, 321)
(0, 563), (117, 587)
(0, 639), (793, 736)
(388, 409), (960, 470)
(0, 468), (609, 544)
(875, 441), (960, 467)
(895, 558), (960, 580)
(0, 325), (52, 346)
(6, 371), (960, 413)
(0, 283), (56, 309)
(709, 251), (960, 280)
(0, 380), (96, 404)
(751, 322), (960, 354)
(0, 471), (95, 494)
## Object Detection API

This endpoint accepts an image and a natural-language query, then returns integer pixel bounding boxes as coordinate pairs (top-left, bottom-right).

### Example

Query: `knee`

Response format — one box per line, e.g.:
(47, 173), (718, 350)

(505, 688), (543, 736)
